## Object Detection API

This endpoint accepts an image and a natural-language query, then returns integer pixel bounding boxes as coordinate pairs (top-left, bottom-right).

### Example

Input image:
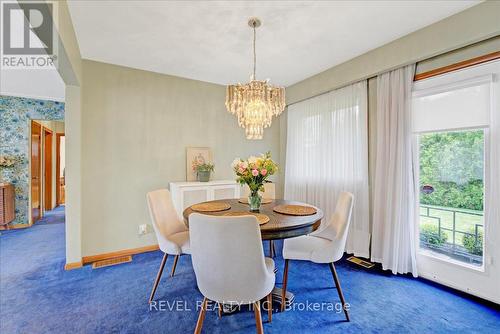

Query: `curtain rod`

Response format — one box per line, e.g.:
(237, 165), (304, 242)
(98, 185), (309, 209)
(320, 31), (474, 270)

(414, 51), (500, 81)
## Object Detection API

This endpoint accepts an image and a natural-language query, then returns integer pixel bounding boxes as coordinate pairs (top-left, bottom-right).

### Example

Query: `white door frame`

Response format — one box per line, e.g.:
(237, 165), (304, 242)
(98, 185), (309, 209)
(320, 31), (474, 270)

(412, 60), (500, 304)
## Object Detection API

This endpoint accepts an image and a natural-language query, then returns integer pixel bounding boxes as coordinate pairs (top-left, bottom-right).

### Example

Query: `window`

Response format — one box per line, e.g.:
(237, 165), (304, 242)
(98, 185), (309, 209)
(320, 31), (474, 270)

(412, 59), (500, 301)
(418, 129), (484, 266)
(412, 69), (492, 269)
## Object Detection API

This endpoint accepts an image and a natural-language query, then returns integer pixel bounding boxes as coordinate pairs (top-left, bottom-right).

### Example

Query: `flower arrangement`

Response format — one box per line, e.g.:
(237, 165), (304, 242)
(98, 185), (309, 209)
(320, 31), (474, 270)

(192, 158), (214, 182)
(192, 162), (215, 173)
(231, 152), (278, 210)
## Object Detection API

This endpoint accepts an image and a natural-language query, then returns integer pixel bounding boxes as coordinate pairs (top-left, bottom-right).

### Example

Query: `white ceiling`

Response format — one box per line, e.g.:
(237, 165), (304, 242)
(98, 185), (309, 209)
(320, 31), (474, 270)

(0, 4), (65, 102)
(0, 68), (65, 102)
(67, 0), (480, 87)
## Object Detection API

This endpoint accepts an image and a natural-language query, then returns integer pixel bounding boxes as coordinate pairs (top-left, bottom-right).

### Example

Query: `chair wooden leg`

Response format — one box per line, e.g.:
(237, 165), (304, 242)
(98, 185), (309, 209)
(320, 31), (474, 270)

(149, 253), (168, 303)
(266, 293), (272, 323)
(194, 297), (208, 334)
(328, 262), (350, 322)
(253, 301), (264, 334)
(281, 259), (289, 312)
(170, 254), (180, 277)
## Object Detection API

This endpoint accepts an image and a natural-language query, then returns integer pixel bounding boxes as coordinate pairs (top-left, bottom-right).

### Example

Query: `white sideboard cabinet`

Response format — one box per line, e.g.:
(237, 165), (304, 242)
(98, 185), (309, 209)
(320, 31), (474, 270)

(170, 180), (241, 218)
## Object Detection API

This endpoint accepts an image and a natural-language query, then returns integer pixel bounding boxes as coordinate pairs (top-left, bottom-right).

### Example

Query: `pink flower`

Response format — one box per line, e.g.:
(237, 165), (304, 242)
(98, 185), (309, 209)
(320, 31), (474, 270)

(252, 169), (259, 176)
(261, 169), (267, 176)
(238, 167), (245, 174)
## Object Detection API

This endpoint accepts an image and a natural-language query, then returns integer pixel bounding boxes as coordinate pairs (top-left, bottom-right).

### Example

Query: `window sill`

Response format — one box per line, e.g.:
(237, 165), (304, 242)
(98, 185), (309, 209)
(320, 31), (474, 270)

(418, 249), (485, 273)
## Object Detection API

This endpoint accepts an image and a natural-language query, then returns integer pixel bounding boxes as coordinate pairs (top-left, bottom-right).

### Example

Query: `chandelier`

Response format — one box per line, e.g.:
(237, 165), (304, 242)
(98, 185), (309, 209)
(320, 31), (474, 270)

(225, 18), (285, 140)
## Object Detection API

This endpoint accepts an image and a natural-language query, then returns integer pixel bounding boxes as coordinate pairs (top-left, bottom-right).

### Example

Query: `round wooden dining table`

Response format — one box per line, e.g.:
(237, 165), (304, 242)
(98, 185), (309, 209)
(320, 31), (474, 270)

(182, 198), (324, 240)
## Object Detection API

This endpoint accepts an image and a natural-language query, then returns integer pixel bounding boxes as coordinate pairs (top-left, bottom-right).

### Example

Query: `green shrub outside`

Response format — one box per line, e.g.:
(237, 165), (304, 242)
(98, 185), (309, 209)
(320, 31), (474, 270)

(420, 224), (448, 246)
(462, 228), (483, 256)
(419, 131), (484, 211)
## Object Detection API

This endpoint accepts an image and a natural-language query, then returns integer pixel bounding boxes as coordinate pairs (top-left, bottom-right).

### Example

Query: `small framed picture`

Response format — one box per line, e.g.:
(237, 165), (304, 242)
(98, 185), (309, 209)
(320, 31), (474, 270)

(186, 147), (213, 181)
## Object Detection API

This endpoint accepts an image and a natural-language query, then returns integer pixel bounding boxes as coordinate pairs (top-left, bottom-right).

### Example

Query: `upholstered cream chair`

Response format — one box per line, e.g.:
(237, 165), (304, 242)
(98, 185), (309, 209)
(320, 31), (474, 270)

(241, 182), (277, 257)
(281, 192), (354, 320)
(146, 189), (190, 303)
(189, 213), (275, 334)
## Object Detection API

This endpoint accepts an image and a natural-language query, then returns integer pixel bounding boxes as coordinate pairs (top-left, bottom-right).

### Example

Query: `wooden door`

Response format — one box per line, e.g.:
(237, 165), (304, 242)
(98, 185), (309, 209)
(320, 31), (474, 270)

(31, 121), (41, 223)
(56, 133), (65, 205)
(44, 128), (53, 211)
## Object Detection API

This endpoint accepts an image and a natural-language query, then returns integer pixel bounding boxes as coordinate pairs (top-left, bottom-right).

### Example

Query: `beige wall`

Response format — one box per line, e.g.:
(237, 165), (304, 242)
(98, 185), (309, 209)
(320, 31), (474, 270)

(51, 0), (83, 85)
(43, 0), (84, 265)
(65, 85), (82, 264)
(80, 60), (281, 256)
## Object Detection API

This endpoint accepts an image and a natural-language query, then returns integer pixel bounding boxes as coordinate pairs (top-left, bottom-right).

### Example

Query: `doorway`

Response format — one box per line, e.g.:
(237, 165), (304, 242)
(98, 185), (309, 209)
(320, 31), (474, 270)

(412, 60), (500, 303)
(43, 128), (53, 211)
(30, 120), (65, 224)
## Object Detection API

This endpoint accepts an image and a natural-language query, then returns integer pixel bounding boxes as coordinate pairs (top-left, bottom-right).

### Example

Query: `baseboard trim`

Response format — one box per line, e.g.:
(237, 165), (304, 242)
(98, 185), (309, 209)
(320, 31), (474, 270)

(64, 260), (83, 271)
(82, 244), (159, 265)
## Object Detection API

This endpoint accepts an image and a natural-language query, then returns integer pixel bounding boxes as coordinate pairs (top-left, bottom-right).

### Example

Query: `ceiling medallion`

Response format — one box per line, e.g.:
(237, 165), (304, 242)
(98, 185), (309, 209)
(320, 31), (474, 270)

(225, 17), (285, 140)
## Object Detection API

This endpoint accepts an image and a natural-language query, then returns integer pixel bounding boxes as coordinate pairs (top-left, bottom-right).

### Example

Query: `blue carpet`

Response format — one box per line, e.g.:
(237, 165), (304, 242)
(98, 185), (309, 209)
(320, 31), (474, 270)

(1, 206), (499, 333)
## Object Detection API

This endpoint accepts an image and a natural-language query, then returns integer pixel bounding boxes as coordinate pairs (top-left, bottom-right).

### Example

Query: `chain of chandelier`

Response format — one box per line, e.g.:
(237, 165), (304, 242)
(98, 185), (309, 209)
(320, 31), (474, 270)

(225, 18), (285, 140)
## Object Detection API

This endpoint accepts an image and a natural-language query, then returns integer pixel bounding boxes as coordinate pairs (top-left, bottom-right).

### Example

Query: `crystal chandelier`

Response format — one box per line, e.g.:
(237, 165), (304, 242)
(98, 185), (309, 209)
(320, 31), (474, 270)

(225, 18), (285, 140)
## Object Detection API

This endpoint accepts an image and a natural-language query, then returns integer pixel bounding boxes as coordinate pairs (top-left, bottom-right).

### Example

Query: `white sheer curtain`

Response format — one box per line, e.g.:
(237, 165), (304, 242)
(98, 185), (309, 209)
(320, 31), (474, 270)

(371, 64), (418, 276)
(284, 81), (370, 257)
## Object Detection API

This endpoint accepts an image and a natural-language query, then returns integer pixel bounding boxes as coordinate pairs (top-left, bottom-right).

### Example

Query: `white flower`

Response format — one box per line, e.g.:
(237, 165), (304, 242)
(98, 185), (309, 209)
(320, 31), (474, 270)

(231, 158), (241, 169)
(248, 156), (258, 165)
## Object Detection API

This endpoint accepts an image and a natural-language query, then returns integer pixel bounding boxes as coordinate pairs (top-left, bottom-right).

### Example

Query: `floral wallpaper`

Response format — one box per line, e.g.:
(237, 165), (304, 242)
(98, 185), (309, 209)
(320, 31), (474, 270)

(0, 95), (64, 225)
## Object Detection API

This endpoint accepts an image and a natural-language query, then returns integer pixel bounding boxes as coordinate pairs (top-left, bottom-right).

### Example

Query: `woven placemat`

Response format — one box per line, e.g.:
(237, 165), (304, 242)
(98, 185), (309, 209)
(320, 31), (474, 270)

(273, 204), (317, 216)
(222, 211), (270, 225)
(238, 197), (273, 205)
(191, 202), (231, 212)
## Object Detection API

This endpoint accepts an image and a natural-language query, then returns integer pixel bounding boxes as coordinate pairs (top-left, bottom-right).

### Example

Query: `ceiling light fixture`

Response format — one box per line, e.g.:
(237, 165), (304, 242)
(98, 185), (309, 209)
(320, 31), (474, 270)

(225, 17), (285, 140)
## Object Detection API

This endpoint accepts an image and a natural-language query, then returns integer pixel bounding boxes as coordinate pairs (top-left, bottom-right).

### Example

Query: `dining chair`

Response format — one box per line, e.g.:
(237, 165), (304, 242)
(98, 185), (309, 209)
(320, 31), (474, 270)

(241, 183), (277, 257)
(146, 189), (191, 303)
(189, 213), (275, 334)
(281, 192), (354, 320)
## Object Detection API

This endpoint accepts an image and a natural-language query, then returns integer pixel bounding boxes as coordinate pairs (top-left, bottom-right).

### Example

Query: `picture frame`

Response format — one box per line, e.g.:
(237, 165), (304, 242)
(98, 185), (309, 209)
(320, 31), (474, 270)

(186, 147), (213, 181)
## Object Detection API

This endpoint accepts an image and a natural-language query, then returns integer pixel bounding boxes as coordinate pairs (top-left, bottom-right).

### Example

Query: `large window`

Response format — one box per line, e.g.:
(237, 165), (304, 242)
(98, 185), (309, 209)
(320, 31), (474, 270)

(418, 129), (484, 266)
(412, 68), (492, 270)
(412, 59), (500, 302)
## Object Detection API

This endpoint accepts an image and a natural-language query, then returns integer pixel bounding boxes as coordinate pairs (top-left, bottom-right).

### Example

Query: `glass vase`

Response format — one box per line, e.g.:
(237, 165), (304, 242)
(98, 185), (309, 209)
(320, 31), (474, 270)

(248, 192), (262, 212)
